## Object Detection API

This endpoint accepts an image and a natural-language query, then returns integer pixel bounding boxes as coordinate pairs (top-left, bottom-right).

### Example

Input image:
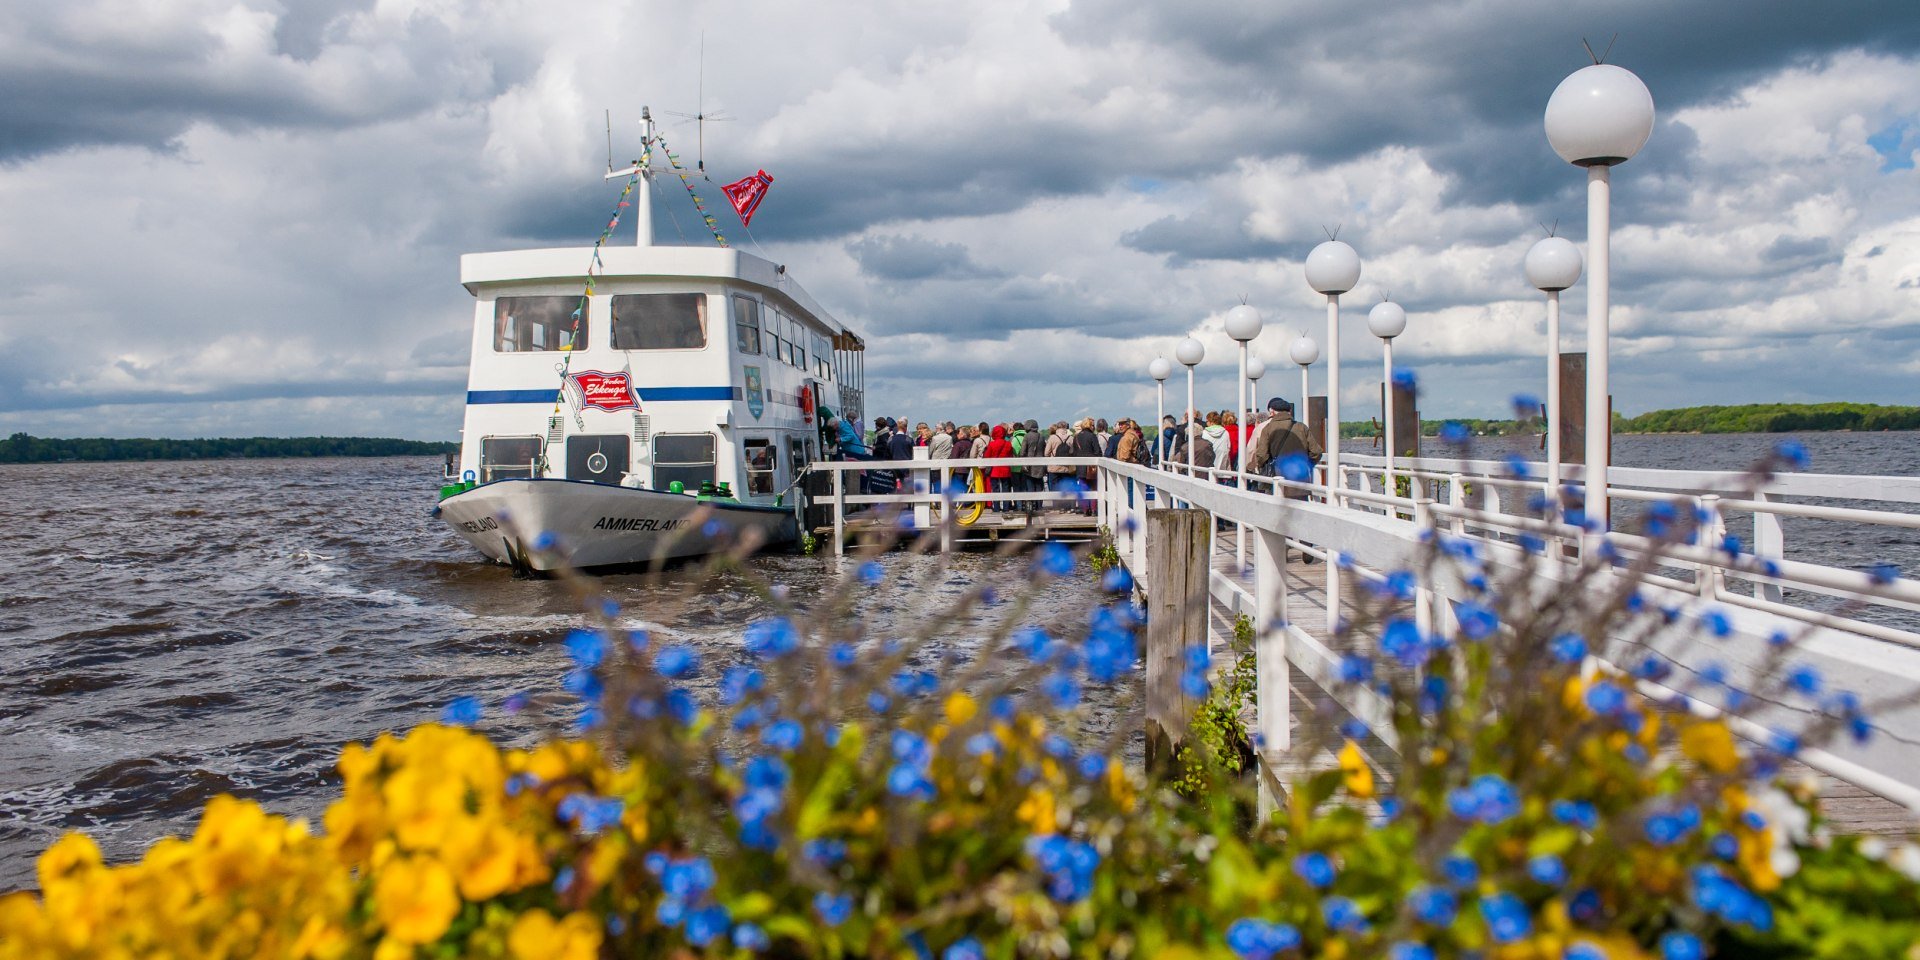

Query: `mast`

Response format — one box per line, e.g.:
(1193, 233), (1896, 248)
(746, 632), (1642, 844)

(606, 107), (656, 248)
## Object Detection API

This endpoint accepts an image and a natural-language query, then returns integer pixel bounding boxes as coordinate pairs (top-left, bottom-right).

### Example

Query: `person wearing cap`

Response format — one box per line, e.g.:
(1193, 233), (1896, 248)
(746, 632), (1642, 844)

(1252, 398), (1323, 501)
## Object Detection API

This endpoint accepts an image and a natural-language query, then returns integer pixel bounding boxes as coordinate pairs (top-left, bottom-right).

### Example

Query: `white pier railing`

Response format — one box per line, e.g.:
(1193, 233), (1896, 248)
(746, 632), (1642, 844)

(806, 450), (1920, 813)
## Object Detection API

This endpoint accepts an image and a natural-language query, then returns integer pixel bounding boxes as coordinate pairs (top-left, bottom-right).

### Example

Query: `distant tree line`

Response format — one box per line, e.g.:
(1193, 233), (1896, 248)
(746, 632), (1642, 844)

(1, 433), (458, 464)
(1612, 403), (1920, 434)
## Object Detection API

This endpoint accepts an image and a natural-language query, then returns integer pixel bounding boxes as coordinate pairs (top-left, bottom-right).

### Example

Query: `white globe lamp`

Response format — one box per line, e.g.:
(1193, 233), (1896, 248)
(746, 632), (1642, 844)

(1546, 61), (1654, 536)
(1246, 356), (1266, 383)
(1366, 301), (1407, 340)
(1289, 334), (1319, 415)
(1149, 357), (1172, 382)
(1175, 337), (1204, 478)
(1527, 236), (1584, 500)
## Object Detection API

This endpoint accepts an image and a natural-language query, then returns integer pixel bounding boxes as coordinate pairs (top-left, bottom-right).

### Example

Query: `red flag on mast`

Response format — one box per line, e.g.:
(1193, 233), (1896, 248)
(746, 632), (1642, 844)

(721, 170), (775, 227)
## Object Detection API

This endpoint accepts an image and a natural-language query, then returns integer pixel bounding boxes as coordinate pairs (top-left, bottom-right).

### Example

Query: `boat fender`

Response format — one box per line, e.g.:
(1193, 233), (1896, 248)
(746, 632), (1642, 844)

(669, 481), (685, 494)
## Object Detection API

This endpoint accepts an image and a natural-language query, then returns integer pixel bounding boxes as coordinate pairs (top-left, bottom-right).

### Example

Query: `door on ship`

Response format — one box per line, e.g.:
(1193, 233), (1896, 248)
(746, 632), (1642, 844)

(567, 435), (630, 484)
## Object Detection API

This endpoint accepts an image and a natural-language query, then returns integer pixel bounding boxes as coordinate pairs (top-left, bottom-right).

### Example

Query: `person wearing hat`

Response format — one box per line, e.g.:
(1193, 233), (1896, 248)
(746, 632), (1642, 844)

(1251, 397), (1323, 501)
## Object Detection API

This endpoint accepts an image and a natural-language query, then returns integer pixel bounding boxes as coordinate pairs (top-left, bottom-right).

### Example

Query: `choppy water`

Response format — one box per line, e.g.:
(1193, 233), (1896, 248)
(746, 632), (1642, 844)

(2, 433), (1916, 888)
(0, 456), (1121, 890)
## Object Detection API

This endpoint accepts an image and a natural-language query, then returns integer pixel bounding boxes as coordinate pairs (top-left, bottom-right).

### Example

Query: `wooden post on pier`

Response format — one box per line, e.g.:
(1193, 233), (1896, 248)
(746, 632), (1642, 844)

(1144, 508), (1209, 781)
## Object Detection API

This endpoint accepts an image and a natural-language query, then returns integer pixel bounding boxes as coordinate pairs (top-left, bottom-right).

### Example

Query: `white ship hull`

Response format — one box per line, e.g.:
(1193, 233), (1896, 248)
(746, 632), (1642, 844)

(439, 479), (798, 572)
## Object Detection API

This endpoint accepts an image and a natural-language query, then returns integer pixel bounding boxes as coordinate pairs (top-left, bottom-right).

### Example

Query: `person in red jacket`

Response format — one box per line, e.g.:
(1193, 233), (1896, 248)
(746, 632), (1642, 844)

(984, 423), (1015, 511)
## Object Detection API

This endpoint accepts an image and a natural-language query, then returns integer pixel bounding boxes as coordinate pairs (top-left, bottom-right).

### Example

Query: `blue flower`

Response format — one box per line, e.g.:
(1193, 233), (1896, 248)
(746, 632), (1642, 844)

(743, 755), (789, 791)
(720, 666), (765, 705)
(1407, 886), (1456, 926)
(1504, 455), (1533, 479)
(562, 668), (603, 702)
(1584, 681), (1627, 716)
(1087, 627), (1140, 683)
(1321, 896), (1368, 933)
(1659, 932), (1703, 960)
(1026, 834), (1100, 903)
(1710, 832), (1738, 860)
(1455, 602), (1498, 639)
(1633, 655), (1673, 682)
(564, 628), (608, 668)
(1035, 542), (1075, 577)
(891, 729), (932, 767)
(943, 937), (985, 960)
(1379, 619), (1428, 667)
(1441, 854), (1479, 886)
(887, 763), (935, 800)
(660, 857), (717, 899)
(1337, 655), (1373, 685)
(1528, 854), (1568, 886)
(1551, 799), (1598, 830)
(1775, 440), (1810, 469)
(1292, 851), (1336, 889)
(803, 837), (847, 867)
(1449, 775), (1521, 824)
(1279, 453), (1312, 482)
(1644, 804), (1702, 846)
(1388, 944), (1434, 960)
(1225, 918), (1300, 959)
(1549, 633), (1586, 664)
(732, 922), (770, 951)
(1700, 609), (1732, 638)
(1440, 421), (1470, 443)
(1479, 892), (1531, 943)
(762, 718), (804, 752)
(828, 642), (859, 668)
(812, 891), (854, 926)
(654, 645), (698, 679)
(664, 687), (697, 725)
(684, 904), (731, 945)
(1691, 864), (1773, 931)
(1102, 566), (1134, 592)
(857, 560), (884, 584)
(867, 691), (891, 713)
(440, 696), (482, 726)
(1868, 563), (1899, 586)
(1041, 672), (1082, 709)
(1077, 753), (1109, 780)
(1393, 368), (1418, 391)
(1382, 569), (1418, 599)
(743, 617), (800, 658)
(1787, 664), (1822, 695)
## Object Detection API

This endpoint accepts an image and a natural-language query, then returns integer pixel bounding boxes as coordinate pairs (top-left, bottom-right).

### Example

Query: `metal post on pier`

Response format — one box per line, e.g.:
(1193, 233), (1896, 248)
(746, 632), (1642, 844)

(912, 447), (931, 532)
(939, 466), (953, 553)
(1251, 523), (1291, 814)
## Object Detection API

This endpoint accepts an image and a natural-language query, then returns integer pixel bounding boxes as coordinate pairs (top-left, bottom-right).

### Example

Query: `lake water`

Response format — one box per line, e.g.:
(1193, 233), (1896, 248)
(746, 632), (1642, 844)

(2, 431), (1915, 888)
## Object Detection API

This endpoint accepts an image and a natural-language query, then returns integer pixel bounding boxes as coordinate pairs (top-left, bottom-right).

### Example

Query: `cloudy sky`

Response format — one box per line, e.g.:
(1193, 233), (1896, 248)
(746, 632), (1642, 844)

(2, 0), (1916, 440)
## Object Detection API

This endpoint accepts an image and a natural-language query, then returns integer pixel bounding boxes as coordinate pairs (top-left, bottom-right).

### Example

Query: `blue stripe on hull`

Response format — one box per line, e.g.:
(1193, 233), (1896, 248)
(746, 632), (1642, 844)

(467, 386), (738, 404)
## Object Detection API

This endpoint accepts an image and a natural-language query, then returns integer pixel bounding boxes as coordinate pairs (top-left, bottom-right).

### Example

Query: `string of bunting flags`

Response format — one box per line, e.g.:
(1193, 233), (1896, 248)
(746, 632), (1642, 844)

(547, 160), (645, 439)
(654, 132), (730, 248)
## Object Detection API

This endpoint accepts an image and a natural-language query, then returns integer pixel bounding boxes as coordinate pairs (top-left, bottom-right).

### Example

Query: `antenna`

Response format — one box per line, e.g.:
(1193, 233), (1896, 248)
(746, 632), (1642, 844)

(1580, 35), (1617, 65)
(1323, 224), (1341, 242)
(605, 109), (615, 173)
(1541, 219), (1558, 238)
(661, 33), (734, 179)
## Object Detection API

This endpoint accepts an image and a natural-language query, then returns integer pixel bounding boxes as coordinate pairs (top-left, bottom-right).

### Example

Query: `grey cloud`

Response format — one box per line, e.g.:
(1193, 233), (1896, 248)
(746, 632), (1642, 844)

(846, 234), (1004, 281)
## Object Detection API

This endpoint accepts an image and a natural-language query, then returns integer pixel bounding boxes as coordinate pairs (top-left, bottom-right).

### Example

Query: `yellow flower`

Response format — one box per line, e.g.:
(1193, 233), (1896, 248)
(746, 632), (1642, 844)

(945, 692), (979, 725)
(1017, 787), (1057, 833)
(374, 855), (460, 945)
(509, 909), (603, 960)
(1338, 740), (1375, 799)
(1681, 720), (1739, 775)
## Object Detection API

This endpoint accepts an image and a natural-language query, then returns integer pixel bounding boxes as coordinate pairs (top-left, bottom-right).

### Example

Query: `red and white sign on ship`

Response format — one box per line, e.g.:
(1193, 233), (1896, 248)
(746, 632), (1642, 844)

(566, 370), (640, 412)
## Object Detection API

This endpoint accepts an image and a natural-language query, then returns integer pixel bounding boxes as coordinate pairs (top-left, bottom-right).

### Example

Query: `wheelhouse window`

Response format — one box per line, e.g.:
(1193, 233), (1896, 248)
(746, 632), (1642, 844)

(653, 432), (717, 492)
(742, 438), (776, 496)
(732, 296), (762, 356)
(813, 334), (833, 380)
(612, 293), (706, 350)
(480, 436), (542, 482)
(493, 297), (584, 352)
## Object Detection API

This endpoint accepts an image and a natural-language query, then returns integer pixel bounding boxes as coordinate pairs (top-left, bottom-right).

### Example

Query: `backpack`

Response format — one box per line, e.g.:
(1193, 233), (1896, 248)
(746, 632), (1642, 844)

(1190, 439), (1215, 470)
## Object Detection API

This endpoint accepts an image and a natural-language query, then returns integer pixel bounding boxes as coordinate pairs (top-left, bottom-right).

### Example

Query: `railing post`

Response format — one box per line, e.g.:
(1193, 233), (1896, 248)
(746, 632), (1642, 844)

(912, 447), (931, 533)
(1699, 494), (1725, 599)
(939, 466), (952, 553)
(1753, 492), (1784, 603)
(1144, 509), (1209, 783)
(1413, 496), (1436, 636)
(832, 467), (846, 556)
(1253, 525), (1290, 770)
(1448, 473), (1468, 537)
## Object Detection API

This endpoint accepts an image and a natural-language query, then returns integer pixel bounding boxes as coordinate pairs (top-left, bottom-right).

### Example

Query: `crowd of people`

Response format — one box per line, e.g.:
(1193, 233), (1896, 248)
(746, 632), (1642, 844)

(820, 397), (1324, 509)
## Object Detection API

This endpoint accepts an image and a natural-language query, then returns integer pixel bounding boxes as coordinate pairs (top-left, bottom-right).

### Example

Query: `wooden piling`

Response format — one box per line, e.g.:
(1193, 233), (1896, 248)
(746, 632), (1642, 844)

(1144, 508), (1210, 781)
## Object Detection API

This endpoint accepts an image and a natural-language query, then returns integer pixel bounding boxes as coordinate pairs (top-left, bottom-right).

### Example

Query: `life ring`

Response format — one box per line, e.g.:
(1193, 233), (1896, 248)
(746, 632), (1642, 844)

(798, 385), (816, 424)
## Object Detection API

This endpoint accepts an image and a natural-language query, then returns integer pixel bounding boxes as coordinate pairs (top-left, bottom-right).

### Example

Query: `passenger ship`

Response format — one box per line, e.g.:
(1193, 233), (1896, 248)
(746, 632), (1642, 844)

(438, 110), (865, 571)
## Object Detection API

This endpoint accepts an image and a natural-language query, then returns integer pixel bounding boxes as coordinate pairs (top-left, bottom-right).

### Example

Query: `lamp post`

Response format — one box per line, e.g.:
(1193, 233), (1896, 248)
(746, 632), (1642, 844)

(1305, 241), (1361, 505)
(1289, 335), (1319, 420)
(1525, 236), (1583, 509)
(1367, 299), (1407, 499)
(1176, 338), (1205, 488)
(1149, 357), (1172, 471)
(1546, 62), (1654, 536)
